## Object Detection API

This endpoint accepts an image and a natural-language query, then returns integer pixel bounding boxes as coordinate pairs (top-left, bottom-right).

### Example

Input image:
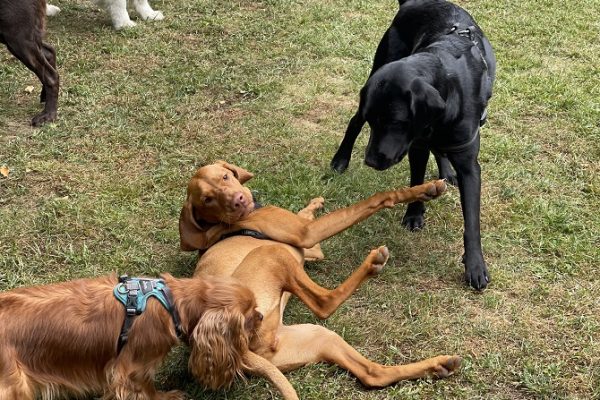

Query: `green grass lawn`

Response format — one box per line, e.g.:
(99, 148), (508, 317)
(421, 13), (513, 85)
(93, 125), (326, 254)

(1, 0), (599, 398)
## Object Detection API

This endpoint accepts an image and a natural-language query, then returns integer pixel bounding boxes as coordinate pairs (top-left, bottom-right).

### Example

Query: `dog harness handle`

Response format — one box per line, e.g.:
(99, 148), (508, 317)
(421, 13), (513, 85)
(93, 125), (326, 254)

(113, 275), (183, 354)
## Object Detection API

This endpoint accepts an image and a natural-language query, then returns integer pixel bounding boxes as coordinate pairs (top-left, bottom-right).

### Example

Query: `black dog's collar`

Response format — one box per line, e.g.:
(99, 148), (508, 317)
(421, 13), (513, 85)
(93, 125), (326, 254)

(433, 129), (480, 155)
(412, 129), (480, 156)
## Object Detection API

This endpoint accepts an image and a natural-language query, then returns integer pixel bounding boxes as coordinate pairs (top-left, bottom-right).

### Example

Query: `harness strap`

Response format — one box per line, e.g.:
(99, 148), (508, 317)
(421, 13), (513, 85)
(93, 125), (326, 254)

(410, 23), (486, 156)
(448, 23), (489, 72)
(220, 228), (271, 242)
(114, 275), (183, 354)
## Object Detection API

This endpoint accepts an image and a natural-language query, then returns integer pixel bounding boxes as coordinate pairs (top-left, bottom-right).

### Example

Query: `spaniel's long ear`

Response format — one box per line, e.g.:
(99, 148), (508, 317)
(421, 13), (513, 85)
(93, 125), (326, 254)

(179, 198), (208, 251)
(189, 307), (249, 390)
(215, 160), (254, 184)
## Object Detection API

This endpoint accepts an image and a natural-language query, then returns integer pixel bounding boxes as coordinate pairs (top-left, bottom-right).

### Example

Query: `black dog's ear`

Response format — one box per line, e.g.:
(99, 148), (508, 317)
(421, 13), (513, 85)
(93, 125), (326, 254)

(409, 78), (446, 124)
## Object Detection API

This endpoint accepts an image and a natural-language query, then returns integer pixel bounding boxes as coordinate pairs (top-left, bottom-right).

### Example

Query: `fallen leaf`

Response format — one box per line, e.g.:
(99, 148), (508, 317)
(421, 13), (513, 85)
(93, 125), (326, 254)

(0, 166), (9, 177)
(24, 86), (35, 94)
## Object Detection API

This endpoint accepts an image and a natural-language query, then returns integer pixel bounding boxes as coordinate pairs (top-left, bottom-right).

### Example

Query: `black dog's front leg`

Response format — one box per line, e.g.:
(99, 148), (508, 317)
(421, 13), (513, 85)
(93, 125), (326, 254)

(447, 148), (490, 290)
(331, 111), (366, 173)
(402, 146), (430, 230)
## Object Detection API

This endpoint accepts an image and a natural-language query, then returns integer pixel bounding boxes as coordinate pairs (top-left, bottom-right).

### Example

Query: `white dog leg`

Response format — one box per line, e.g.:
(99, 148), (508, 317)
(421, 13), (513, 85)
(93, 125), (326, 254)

(104, 0), (136, 29)
(132, 0), (164, 21)
(46, 4), (61, 16)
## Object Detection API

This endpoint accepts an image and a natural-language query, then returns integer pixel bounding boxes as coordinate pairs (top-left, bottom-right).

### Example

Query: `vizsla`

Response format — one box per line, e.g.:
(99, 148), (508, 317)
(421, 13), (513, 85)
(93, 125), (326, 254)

(179, 161), (461, 399)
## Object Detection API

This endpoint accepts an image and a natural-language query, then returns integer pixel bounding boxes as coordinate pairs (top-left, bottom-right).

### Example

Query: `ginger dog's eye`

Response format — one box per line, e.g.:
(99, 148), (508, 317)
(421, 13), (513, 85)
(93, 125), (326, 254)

(204, 197), (213, 204)
(223, 174), (228, 180)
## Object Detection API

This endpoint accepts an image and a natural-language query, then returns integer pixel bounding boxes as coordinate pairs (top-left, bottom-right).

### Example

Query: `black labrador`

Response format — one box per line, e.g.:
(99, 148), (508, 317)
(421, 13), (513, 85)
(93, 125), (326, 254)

(330, 0), (496, 290)
(0, 0), (59, 126)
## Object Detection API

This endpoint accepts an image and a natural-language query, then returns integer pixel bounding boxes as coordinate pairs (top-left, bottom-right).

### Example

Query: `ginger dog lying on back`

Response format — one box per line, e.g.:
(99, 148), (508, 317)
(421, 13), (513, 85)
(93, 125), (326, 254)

(180, 161), (461, 399)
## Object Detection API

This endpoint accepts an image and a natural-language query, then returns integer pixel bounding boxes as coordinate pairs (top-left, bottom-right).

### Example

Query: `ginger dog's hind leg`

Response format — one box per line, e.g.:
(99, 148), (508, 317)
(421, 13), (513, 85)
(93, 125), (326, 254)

(268, 324), (461, 387)
(243, 245), (387, 319)
(285, 246), (390, 319)
(236, 245), (388, 320)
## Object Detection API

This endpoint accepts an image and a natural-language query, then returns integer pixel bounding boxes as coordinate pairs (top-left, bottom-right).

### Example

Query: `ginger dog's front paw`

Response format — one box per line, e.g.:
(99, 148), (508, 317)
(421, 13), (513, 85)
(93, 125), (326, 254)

(429, 355), (462, 378)
(307, 197), (325, 211)
(415, 180), (447, 202)
(365, 246), (389, 275)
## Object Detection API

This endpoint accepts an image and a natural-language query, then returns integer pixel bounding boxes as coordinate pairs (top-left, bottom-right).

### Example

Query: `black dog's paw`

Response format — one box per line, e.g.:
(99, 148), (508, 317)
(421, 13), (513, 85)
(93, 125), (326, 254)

(402, 203), (426, 231)
(330, 154), (350, 173)
(402, 212), (425, 231)
(31, 111), (57, 127)
(463, 255), (490, 291)
(402, 214), (425, 231)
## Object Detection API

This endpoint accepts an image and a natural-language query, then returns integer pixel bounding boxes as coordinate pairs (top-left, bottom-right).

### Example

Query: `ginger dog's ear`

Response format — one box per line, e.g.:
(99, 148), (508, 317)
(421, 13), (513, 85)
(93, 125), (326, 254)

(179, 198), (208, 251)
(215, 160), (254, 184)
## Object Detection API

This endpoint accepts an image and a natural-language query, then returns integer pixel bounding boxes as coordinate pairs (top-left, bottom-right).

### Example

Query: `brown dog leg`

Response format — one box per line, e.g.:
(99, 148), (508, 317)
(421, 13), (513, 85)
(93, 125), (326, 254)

(285, 246), (389, 319)
(239, 180), (447, 249)
(297, 197), (325, 261)
(268, 324), (461, 386)
(3, 36), (59, 126)
(234, 245), (387, 321)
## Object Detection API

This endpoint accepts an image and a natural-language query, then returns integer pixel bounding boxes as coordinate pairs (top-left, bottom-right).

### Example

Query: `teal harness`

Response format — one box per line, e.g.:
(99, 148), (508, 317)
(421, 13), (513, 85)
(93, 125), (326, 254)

(113, 275), (182, 354)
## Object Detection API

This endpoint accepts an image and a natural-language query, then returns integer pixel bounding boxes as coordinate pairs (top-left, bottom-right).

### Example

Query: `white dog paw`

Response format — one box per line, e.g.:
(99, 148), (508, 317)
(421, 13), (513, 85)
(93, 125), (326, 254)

(114, 19), (137, 29)
(144, 10), (164, 21)
(46, 4), (61, 16)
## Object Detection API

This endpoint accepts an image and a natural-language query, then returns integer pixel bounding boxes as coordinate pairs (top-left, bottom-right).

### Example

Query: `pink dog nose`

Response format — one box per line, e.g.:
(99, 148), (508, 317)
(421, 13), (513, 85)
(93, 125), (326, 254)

(232, 192), (246, 209)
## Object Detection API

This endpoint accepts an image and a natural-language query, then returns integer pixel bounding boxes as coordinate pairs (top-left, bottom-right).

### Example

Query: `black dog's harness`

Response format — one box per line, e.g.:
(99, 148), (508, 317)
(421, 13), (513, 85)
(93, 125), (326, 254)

(411, 23), (487, 156)
(448, 23), (490, 71)
(113, 275), (183, 354)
